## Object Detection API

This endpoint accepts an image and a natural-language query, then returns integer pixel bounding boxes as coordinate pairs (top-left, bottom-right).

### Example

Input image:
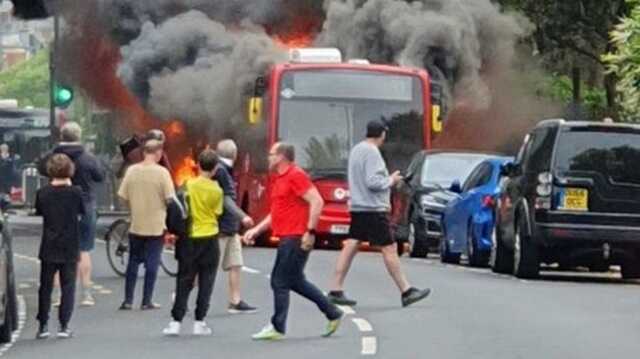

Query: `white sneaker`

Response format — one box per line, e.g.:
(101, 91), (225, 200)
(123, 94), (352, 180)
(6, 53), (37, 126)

(162, 321), (181, 336)
(193, 321), (212, 336)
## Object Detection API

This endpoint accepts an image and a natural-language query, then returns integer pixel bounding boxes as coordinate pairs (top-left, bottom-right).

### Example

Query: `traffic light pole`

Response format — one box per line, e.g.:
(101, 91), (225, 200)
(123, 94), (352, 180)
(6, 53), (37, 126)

(48, 11), (59, 146)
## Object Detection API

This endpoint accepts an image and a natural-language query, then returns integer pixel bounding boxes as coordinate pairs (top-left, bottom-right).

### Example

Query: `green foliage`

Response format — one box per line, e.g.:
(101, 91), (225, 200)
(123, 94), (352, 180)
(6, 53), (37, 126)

(0, 50), (50, 108)
(537, 74), (608, 120)
(604, 0), (640, 121)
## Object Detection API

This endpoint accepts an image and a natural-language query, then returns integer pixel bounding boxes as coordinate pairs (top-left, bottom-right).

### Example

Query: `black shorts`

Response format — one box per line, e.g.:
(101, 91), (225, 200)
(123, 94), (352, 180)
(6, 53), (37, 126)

(349, 212), (394, 247)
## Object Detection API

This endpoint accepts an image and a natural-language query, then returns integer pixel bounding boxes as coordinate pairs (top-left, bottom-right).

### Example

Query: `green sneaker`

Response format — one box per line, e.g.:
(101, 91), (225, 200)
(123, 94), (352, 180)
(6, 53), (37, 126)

(323, 311), (344, 337)
(252, 324), (284, 341)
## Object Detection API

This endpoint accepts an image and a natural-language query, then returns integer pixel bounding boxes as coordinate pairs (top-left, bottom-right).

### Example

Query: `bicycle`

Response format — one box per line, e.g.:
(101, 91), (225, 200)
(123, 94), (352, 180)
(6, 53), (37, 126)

(104, 218), (178, 277)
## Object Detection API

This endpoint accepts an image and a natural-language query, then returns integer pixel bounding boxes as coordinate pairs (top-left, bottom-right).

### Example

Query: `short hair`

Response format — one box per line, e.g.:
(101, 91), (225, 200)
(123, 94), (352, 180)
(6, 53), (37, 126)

(275, 142), (295, 162)
(216, 139), (237, 160)
(143, 139), (164, 154)
(60, 122), (82, 142)
(198, 149), (219, 172)
(366, 119), (389, 139)
(47, 153), (75, 179)
(145, 129), (166, 143)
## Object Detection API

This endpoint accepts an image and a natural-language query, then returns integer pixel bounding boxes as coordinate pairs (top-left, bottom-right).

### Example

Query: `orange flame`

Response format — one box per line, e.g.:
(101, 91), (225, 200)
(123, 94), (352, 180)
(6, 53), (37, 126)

(174, 155), (198, 187)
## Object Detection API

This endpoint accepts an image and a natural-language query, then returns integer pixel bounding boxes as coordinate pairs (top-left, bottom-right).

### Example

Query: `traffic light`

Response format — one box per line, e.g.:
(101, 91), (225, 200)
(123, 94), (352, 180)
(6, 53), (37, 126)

(53, 83), (74, 108)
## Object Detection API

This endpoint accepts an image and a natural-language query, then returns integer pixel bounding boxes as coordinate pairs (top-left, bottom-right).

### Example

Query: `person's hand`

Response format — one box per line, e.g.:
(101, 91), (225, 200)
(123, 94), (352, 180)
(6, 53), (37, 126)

(390, 171), (404, 186)
(243, 227), (259, 246)
(301, 232), (315, 252)
(241, 216), (255, 228)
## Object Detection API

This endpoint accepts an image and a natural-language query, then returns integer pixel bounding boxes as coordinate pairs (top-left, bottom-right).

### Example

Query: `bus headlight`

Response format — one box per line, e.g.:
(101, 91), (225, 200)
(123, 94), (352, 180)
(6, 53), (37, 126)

(333, 188), (349, 201)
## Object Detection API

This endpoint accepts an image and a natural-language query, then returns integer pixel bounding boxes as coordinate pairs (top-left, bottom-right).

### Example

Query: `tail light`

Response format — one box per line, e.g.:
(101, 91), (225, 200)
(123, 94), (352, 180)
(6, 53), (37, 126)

(536, 172), (553, 197)
(482, 195), (496, 208)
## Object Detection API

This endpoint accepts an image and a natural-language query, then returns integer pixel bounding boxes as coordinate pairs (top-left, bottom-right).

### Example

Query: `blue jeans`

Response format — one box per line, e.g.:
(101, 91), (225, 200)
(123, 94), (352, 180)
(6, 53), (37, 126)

(124, 234), (163, 305)
(270, 237), (342, 334)
(79, 200), (97, 252)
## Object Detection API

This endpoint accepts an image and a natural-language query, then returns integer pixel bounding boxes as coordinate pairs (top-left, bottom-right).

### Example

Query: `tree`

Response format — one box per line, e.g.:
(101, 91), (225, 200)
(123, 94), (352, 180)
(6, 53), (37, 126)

(0, 50), (50, 108)
(604, 0), (640, 121)
(498, 0), (629, 117)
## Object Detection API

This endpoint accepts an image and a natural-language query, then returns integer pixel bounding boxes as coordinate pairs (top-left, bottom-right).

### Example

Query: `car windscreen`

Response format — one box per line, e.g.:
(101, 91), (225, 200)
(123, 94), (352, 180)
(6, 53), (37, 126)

(420, 154), (488, 188)
(554, 127), (640, 186)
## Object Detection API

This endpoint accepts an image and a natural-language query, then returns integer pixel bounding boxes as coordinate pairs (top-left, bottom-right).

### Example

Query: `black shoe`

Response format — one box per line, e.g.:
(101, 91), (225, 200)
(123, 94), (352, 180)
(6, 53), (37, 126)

(36, 322), (50, 339)
(57, 325), (73, 339)
(327, 291), (357, 306)
(228, 300), (258, 314)
(401, 287), (431, 308)
(118, 302), (133, 311)
(141, 303), (162, 311)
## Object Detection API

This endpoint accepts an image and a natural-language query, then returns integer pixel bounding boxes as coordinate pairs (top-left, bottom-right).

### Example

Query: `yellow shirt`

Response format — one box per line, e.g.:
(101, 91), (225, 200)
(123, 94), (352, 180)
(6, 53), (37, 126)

(185, 176), (223, 238)
(118, 163), (175, 236)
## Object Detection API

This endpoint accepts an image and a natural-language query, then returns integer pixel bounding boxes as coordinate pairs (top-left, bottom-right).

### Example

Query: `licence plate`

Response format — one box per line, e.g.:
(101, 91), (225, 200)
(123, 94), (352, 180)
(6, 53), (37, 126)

(330, 225), (350, 235)
(559, 188), (589, 211)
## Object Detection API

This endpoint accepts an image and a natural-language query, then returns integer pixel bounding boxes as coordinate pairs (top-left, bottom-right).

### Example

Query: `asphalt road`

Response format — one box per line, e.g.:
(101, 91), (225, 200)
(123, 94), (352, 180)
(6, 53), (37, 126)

(3, 215), (640, 359)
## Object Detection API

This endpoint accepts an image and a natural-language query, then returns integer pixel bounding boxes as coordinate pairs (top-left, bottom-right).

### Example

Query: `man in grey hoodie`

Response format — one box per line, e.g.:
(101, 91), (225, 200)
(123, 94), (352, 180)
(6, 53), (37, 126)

(328, 120), (431, 308)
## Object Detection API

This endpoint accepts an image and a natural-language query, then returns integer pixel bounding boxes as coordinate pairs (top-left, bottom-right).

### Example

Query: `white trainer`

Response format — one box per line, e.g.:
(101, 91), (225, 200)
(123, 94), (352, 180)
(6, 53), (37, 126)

(193, 321), (212, 336)
(162, 321), (181, 336)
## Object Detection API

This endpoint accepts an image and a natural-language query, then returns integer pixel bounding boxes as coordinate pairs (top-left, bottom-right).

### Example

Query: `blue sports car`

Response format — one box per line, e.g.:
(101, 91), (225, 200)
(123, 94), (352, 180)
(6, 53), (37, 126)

(441, 157), (513, 266)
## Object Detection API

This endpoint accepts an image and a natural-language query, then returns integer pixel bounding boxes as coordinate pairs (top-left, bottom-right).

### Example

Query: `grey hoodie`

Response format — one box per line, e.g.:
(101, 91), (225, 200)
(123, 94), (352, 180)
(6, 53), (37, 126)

(348, 141), (392, 213)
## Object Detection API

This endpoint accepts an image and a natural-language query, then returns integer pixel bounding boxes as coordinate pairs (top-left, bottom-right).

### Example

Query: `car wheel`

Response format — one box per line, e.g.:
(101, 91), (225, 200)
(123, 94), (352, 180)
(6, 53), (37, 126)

(440, 237), (461, 264)
(513, 217), (540, 279)
(490, 222), (513, 274)
(621, 259), (640, 279)
(409, 222), (428, 258)
(467, 222), (488, 267)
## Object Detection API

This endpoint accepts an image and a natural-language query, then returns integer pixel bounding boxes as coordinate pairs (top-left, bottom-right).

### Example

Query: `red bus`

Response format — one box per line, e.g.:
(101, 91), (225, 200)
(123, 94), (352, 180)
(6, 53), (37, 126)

(236, 48), (443, 247)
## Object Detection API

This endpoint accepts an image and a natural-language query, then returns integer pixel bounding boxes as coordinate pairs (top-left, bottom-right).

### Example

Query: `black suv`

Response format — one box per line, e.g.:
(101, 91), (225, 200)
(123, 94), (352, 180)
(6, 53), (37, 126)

(493, 120), (640, 279)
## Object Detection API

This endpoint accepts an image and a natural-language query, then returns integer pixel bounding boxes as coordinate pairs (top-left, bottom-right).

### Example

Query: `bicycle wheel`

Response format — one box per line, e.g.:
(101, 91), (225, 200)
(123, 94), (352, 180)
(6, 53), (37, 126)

(105, 219), (130, 277)
(160, 235), (178, 277)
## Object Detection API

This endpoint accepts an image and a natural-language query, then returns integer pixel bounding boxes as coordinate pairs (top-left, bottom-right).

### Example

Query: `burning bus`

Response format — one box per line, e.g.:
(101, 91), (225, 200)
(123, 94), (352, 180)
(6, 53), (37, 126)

(235, 48), (445, 246)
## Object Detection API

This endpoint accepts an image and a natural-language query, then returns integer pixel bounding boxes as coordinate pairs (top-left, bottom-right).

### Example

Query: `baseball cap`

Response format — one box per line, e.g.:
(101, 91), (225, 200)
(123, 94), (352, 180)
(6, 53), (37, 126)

(366, 119), (389, 138)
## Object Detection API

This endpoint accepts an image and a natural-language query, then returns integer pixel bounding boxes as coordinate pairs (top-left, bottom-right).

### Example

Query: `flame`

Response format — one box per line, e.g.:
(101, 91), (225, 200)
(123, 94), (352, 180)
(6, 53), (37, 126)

(174, 155), (198, 187)
(273, 33), (314, 49)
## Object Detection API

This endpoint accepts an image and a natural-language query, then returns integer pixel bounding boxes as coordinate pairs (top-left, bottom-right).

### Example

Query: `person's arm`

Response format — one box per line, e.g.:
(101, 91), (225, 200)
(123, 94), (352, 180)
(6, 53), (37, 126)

(117, 171), (130, 207)
(363, 150), (393, 192)
(301, 187), (324, 231)
(89, 156), (106, 182)
(162, 169), (176, 204)
(242, 215), (271, 245)
(216, 167), (253, 226)
(34, 190), (43, 216)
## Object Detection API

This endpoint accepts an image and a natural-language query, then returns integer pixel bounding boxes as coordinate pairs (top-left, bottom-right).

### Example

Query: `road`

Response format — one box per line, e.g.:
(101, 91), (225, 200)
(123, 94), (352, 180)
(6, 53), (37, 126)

(3, 214), (640, 359)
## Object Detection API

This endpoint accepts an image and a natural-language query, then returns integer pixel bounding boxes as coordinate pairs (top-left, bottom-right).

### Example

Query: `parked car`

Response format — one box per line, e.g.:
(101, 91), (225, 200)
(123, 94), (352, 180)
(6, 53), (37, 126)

(494, 119), (640, 279)
(0, 196), (17, 343)
(441, 157), (513, 266)
(399, 150), (497, 257)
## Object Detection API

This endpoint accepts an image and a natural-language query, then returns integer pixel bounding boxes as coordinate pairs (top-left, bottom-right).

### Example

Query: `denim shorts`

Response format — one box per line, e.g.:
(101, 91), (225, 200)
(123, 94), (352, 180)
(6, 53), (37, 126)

(79, 201), (97, 252)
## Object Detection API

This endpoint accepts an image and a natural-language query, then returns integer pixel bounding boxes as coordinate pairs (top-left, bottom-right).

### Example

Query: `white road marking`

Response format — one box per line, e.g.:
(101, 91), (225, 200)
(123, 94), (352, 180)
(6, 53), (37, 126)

(0, 296), (27, 357)
(337, 305), (356, 315)
(241, 266), (261, 274)
(352, 318), (373, 332)
(361, 336), (378, 356)
(14, 253), (39, 264)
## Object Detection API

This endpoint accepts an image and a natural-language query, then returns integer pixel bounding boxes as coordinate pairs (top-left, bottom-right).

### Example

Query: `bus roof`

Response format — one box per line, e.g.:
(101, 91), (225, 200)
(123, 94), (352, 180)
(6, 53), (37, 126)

(272, 63), (429, 79)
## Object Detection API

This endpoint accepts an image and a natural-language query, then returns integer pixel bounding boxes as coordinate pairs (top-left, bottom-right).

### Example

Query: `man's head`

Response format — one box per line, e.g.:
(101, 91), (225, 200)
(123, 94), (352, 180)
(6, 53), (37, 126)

(145, 129), (166, 144)
(216, 139), (238, 162)
(47, 153), (75, 179)
(366, 119), (389, 147)
(0, 143), (8, 156)
(143, 139), (164, 163)
(60, 122), (82, 143)
(269, 142), (295, 172)
(198, 149), (219, 173)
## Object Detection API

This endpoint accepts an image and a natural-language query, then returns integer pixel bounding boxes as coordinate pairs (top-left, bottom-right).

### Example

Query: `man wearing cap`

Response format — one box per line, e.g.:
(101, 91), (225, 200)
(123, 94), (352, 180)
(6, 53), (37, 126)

(327, 120), (431, 308)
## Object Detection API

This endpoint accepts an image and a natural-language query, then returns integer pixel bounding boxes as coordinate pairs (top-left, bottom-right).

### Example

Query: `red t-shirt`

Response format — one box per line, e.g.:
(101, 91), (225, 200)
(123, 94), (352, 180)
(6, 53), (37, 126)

(270, 165), (313, 237)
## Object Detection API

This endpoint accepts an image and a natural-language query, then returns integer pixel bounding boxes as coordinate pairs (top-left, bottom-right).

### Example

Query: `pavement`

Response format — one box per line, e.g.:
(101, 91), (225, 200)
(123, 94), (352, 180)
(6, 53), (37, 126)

(3, 214), (640, 359)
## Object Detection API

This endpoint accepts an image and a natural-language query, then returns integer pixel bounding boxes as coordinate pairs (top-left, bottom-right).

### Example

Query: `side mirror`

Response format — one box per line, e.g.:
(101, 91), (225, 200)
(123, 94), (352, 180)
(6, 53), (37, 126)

(449, 180), (462, 194)
(431, 104), (443, 134)
(500, 162), (519, 177)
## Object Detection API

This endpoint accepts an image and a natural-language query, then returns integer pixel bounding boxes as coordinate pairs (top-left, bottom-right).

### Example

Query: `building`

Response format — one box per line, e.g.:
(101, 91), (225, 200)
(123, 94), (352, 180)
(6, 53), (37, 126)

(0, 0), (52, 70)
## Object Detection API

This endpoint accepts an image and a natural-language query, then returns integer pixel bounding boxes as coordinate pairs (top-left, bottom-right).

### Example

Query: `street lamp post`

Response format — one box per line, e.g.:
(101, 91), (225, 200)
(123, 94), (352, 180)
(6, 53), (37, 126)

(48, 10), (59, 146)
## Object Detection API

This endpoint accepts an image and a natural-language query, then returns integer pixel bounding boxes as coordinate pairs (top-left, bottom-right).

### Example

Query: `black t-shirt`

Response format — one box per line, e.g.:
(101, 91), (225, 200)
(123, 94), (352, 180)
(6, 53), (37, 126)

(35, 185), (86, 263)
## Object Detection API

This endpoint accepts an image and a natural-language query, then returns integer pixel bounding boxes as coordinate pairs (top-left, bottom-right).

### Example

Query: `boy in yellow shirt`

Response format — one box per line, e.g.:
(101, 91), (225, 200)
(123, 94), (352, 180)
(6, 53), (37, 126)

(164, 149), (223, 336)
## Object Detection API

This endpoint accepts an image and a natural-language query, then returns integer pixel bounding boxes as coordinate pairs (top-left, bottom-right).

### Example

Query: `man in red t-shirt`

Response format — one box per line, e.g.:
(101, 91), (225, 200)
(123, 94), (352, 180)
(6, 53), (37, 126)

(244, 142), (343, 341)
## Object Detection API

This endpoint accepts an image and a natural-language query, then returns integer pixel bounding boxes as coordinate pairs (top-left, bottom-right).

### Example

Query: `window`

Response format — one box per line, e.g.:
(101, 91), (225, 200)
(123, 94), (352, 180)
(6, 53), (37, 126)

(523, 127), (556, 173)
(463, 163), (492, 192)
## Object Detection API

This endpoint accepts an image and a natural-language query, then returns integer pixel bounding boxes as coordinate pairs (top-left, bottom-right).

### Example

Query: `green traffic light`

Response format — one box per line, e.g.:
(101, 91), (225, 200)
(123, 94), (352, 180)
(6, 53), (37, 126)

(54, 84), (74, 108)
